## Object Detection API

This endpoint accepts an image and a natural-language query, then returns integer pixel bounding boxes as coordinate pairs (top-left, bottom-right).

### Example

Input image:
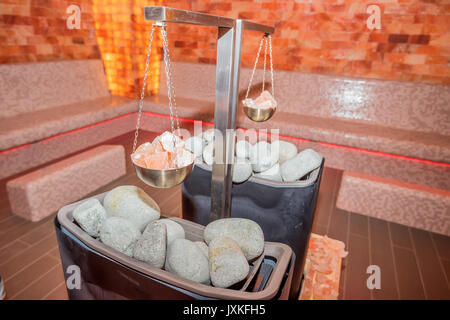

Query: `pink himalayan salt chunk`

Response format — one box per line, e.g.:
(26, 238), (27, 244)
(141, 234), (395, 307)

(132, 139), (193, 170)
(243, 90), (277, 110)
(144, 152), (172, 170)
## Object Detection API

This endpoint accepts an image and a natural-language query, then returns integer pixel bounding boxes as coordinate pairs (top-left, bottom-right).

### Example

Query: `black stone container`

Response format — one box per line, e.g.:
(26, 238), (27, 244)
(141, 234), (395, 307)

(182, 160), (324, 299)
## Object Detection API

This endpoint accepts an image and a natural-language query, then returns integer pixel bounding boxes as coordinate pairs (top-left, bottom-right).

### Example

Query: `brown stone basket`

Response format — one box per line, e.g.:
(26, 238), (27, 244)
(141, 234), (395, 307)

(55, 191), (294, 300)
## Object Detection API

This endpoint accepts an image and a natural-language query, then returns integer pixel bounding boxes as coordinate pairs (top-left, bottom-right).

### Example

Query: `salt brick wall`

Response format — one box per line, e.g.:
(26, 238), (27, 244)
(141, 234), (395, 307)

(162, 0), (450, 85)
(0, 0), (100, 63)
(1, 0), (449, 85)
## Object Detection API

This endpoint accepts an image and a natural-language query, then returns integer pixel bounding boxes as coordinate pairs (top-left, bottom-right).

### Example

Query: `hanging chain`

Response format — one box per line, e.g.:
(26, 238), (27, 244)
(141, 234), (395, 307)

(262, 36), (268, 92)
(133, 25), (156, 153)
(268, 35), (275, 98)
(161, 25), (180, 134)
(245, 36), (265, 100)
(245, 34), (274, 100)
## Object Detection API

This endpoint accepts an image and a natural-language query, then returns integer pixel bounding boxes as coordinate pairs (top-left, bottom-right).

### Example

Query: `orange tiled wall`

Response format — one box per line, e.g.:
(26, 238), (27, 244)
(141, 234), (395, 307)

(1, 0), (449, 85)
(162, 0), (450, 84)
(0, 0), (100, 62)
(92, 0), (161, 98)
(0, 0), (161, 98)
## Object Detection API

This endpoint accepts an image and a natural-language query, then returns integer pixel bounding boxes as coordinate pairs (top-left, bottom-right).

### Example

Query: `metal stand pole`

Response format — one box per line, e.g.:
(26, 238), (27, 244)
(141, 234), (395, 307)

(145, 6), (274, 221)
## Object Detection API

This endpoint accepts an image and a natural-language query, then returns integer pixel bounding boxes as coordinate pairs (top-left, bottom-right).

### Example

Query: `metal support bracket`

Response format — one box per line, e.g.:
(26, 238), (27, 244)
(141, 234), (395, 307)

(145, 6), (275, 221)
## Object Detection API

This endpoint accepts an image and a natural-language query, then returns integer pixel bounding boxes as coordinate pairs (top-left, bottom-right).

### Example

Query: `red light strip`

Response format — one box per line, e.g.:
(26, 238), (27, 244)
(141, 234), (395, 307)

(1, 111), (449, 168)
(0, 113), (134, 155)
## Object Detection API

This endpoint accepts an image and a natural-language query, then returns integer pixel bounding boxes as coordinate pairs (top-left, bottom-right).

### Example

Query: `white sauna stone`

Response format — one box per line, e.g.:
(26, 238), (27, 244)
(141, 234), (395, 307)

(203, 129), (215, 145)
(235, 140), (251, 159)
(209, 237), (249, 288)
(185, 136), (204, 158)
(250, 141), (279, 173)
(103, 186), (160, 232)
(280, 148), (323, 182)
(159, 219), (185, 245)
(100, 217), (141, 257)
(232, 158), (252, 183)
(202, 143), (214, 166)
(194, 241), (209, 259)
(273, 140), (298, 164)
(204, 218), (264, 261)
(72, 198), (107, 237)
(133, 220), (167, 268)
(165, 239), (210, 285)
(254, 163), (282, 182)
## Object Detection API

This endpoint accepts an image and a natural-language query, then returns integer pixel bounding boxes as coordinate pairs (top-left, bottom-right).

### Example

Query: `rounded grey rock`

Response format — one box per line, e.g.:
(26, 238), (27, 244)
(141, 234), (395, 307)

(254, 163), (282, 182)
(103, 185), (160, 232)
(202, 129), (215, 145)
(73, 198), (107, 237)
(194, 241), (209, 259)
(209, 237), (249, 288)
(165, 239), (210, 284)
(133, 220), (167, 268)
(273, 140), (297, 164)
(100, 217), (141, 257)
(204, 218), (264, 261)
(202, 143), (214, 166)
(250, 141), (279, 172)
(235, 140), (251, 159)
(185, 136), (204, 158)
(232, 158), (252, 183)
(280, 148), (322, 182)
(159, 219), (185, 245)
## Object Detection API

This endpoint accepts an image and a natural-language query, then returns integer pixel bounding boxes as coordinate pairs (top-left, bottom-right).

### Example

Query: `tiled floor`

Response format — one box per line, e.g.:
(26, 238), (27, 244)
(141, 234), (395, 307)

(0, 131), (449, 300)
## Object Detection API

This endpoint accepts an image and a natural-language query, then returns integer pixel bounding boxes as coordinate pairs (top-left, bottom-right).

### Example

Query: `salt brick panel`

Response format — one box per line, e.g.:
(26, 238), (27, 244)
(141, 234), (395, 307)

(163, 0), (450, 85)
(6, 145), (126, 222)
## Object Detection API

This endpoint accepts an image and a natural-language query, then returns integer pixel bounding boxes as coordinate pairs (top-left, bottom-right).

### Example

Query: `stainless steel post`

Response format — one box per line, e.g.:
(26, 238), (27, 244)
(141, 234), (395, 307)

(209, 21), (242, 221)
(144, 6), (274, 221)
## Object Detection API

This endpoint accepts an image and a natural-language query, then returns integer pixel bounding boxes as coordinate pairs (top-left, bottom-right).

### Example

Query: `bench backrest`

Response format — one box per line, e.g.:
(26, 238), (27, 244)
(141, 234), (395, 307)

(160, 61), (450, 136)
(0, 59), (110, 118)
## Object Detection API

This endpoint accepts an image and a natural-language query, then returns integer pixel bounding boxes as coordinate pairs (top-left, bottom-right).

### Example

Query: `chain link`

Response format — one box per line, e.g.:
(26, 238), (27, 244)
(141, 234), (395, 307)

(133, 25), (156, 153)
(245, 34), (274, 101)
(162, 26), (180, 132)
(262, 36), (268, 93)
(161, 25), (180, 135)
(268, 35), (275, 99)
(245, 36), (265, 100)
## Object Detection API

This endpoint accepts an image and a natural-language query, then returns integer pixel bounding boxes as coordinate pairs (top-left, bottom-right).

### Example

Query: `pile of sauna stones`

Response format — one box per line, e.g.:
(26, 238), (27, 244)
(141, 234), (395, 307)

(72, 185), (265, 288)
(184, 129), (323, 184)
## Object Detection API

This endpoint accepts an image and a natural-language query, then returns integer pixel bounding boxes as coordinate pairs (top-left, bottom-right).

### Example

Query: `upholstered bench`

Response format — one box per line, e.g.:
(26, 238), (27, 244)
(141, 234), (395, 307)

(0, 60), (136, 151)
(6, 145), (126, 222)
(336, 171), (450, 236)
(146, 61), (450, 163)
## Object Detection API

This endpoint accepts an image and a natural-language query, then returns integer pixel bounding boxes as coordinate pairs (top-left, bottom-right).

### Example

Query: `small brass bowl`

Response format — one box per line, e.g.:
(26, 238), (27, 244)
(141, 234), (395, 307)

(243, 106), (276, 122)
(133, 162), (194, 188)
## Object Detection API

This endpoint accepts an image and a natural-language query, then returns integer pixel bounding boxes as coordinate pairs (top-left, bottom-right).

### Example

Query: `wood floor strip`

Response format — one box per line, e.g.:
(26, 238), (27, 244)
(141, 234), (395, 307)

(431, 233), (450, 261)
(409, 228), (450, 299)
(0, 233), (58, 280)
(392, 246), (426, 299)
(13, 262), (65, 300)
(349, 213), (369, 238)
(0, 240), (29, 265)
(344, 234), (371, 300)
(41, 282), (68, 300)
(314, 167), (338, 228)
(5, 255), (59, 298)
(389, 222), (413, 249)
(369, 217), (399, 299)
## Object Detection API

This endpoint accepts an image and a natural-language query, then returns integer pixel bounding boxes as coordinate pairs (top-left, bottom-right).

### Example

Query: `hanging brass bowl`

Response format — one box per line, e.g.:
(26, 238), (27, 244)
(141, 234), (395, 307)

(243, 105), (276, 122)
(133, 162), (194, 188)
